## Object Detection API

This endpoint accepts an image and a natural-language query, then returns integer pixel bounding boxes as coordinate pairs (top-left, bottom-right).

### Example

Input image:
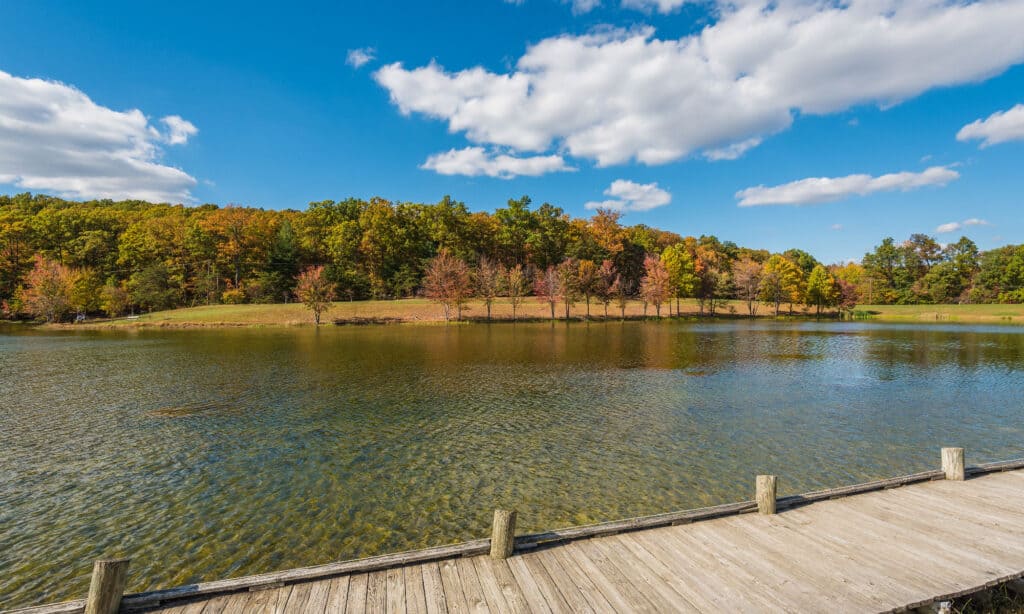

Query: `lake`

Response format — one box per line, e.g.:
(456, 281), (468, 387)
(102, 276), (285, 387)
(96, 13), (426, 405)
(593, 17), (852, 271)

(1, 320), (1023, 608)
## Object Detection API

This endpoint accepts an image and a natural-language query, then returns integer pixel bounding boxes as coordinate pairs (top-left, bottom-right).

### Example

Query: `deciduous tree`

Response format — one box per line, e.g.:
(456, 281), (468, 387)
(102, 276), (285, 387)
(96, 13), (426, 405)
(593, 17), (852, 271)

(804, 265), (838, 316)
(640, 255), (671, 318)
(422, 249), (472, 322)
(18, 255), (75, 322)
(733, 257), (763, 316)
(506, 264), (529, 321)
(475, 255), (503, 321)
(295, 265), (336, 325)
(534, 265), (562, 321)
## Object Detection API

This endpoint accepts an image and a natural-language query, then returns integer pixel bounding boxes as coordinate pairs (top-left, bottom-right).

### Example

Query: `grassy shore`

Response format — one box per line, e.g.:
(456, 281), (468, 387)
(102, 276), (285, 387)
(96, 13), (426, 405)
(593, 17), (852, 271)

(30, 299), (1024, 329)
(52, 297), (764, 328)
(855, 303), (1024, 324)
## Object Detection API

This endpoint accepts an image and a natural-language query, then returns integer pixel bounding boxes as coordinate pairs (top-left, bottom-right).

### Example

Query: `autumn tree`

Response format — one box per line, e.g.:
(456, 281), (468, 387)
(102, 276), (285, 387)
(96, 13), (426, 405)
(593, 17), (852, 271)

(18, 255), (76, 322)
(805, 265), (839, 316)
(475, 255), (503, 321)
(612, 275), (632, 320)
(506, 264), (529, 321)
(423, 249), (473, 322)
(534, 265), (562, 320)
(295, 265), (336, 325)
(733, 257), (764, 316)
(100, 282), (131, 317)
(640, 254), (672, 318)
(760, 255), (803, 316)
(577, 259), (598, 319)
(596, 259), (617, 317)
(556, 258), (579, 319)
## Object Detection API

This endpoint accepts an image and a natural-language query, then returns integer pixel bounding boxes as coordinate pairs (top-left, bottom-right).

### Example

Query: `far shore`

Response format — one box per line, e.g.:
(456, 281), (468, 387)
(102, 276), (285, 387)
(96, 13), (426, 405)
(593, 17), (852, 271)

(8, 299), (1023, 330)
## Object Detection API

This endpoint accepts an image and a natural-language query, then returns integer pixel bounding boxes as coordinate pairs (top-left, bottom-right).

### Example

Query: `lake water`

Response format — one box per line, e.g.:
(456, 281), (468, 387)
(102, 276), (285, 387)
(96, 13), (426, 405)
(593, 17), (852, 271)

(2, 321), (1023, 608)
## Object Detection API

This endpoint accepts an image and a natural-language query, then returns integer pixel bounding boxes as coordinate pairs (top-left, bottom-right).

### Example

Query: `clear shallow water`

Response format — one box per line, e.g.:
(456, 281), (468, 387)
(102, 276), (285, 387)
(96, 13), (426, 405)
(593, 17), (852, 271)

(1, 321), (1023, 608)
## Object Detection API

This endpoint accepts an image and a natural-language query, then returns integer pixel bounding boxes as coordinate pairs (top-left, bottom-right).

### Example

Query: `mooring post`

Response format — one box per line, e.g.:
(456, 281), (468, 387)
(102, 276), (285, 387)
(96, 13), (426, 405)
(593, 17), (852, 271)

(756, 475), (777, 515)
(84, 558), (130, 614)
(942, 447), (965, 481)
(490, 509), (517, 559)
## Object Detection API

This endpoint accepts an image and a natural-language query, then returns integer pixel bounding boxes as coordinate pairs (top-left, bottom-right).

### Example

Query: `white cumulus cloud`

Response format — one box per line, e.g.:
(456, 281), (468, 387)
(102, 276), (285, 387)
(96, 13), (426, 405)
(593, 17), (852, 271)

(375, 0), (1024, 169)
(160, 115), (198, 145)
(736, 166), (960, 207)
(346, 48), (376, 69)
(420, 146), (573, 178)
(0, 70), (198, 202)
(936, 218), (991, 233)
(584, 179), (671, 212)
(957, 104), (1024, 147)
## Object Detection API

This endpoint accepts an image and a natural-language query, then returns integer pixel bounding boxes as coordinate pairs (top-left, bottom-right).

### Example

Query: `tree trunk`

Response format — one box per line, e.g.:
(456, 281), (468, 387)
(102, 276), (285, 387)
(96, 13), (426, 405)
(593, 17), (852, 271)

(487, 301), (492, 321)
(585, 296), (591, 319)
(550, 302), (555, 320)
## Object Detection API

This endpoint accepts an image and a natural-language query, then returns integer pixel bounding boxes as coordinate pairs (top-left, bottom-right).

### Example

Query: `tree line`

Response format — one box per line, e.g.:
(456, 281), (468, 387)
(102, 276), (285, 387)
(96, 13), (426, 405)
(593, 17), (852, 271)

(0, 192), (1021, 322)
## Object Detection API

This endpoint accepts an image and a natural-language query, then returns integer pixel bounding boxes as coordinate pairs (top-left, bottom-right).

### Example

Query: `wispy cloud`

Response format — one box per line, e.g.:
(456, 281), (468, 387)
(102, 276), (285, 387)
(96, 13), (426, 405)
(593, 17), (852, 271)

(736, 166), (959, 207)
(584, 179), (671, 212)
(957, 104), (1024, 147)
(620, 0), (689, 12)
(936, 218), (991, 234)
(704, 138), (762, 161)
(420, 146), (572, 178)
(568, 0), (601, 14)
(346, 47), (376, 69)
(0, 69), (197, 202)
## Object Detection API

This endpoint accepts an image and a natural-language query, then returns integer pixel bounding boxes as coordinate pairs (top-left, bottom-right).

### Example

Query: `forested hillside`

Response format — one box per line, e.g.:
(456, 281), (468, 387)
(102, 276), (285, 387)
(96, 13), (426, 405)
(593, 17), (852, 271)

(1, 192), (1022, 322)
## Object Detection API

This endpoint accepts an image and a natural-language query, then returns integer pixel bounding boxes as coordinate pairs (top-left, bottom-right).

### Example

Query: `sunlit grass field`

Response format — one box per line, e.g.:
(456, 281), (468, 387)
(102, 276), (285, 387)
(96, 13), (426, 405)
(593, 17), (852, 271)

(40, 299), (1024, 328)
(59, 297), (760, 328)
(855, 303), (1024, 324)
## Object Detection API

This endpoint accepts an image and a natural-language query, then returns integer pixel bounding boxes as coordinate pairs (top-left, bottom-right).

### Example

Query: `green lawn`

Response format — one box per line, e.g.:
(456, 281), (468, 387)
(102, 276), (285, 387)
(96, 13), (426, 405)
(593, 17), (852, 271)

(855, 303), (1024, 324)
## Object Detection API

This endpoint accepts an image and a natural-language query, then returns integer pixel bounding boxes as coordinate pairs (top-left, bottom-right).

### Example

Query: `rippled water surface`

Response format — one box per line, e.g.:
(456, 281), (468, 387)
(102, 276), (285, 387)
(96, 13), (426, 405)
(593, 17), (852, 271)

(2, 321), (1023, 607)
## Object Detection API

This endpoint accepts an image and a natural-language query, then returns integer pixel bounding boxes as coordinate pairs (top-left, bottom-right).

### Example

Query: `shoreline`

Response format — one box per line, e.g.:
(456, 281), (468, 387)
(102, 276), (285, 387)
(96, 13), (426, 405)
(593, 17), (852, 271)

(5, 299), (1024, 331)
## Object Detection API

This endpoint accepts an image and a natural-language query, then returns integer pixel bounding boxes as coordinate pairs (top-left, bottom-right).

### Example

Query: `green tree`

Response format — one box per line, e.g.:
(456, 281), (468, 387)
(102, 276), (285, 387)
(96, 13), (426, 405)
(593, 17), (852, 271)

(804, 265), (838, 316)
(661, 244), (698, 316)
(760, 255), (803, 316)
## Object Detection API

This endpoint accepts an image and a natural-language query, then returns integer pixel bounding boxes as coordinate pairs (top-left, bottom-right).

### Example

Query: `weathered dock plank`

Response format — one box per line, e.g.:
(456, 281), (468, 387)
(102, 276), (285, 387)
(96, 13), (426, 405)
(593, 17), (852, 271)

(9, 463), (1024, 614)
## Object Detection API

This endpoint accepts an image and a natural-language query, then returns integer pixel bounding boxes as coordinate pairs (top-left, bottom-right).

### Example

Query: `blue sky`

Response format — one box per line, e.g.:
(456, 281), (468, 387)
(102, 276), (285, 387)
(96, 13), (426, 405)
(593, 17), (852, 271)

(1, 0), (1022, 263)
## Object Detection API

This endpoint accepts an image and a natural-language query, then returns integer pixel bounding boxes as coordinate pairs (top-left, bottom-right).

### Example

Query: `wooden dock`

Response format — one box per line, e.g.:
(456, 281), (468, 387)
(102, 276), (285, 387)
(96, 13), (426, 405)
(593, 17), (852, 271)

(10, 451), (1024, 613)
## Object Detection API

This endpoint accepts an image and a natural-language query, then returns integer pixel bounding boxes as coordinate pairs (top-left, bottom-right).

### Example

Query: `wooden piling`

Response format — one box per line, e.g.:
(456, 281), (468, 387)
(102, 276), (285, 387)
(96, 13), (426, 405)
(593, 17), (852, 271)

(85, 558), (130, 614)
(756, 475), (777, 515)
(942, 447), (965, 481)
(490, 509), (517, 559)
